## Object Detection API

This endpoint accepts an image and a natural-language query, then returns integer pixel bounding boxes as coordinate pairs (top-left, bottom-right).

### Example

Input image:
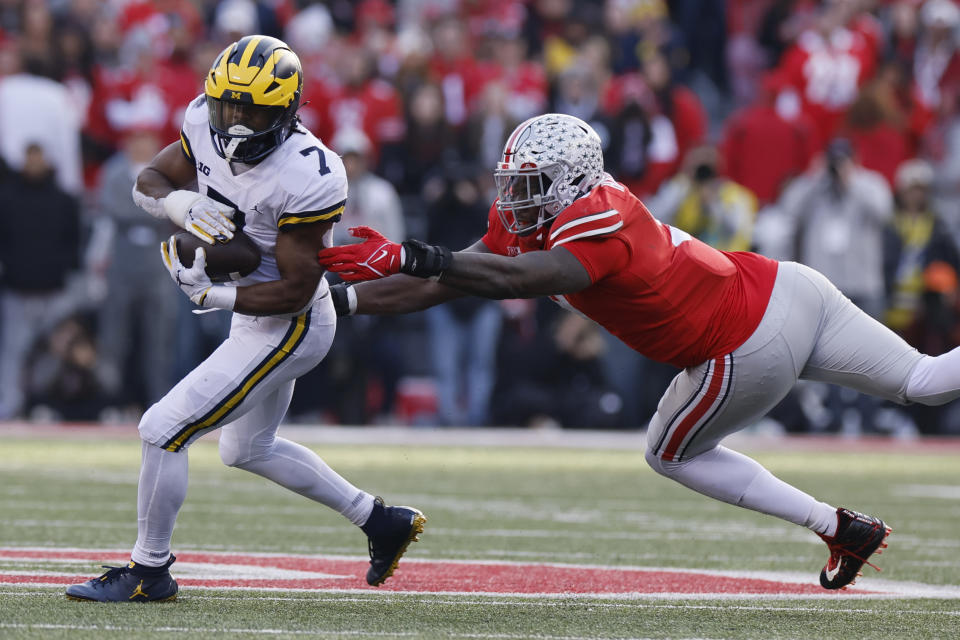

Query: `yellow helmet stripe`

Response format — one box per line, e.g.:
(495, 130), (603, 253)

(237, 36), (263, 71)
(206, 36), (300, 107)
(207, 48), (230, 98)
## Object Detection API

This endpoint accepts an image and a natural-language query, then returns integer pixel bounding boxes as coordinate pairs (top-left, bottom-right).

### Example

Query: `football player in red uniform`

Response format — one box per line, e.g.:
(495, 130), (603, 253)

(318, 114), (960, 590)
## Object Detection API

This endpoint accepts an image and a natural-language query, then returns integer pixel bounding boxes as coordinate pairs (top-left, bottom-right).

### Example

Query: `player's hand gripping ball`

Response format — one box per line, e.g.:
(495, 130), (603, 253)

(172, 229), (261, 283)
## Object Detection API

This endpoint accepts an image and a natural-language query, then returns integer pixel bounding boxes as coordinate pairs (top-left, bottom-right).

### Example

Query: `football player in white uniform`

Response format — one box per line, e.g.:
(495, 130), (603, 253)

(66, 35), (425, 602)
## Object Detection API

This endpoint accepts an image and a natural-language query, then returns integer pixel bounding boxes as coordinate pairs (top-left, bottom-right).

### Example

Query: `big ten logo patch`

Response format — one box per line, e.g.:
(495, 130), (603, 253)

(198, 161), (211, 176)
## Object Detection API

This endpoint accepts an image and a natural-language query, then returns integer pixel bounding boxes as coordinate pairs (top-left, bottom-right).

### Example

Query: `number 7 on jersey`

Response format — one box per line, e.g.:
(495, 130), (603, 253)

(300, 146), (331, 176)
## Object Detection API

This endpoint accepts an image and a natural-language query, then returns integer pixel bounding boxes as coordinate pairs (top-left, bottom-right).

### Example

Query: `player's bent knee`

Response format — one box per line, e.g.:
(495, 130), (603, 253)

(137, 405), (166, 446)
(218, 436), (246, 468)
(644, 448), (674, 477)
(218, 434), (274, 468)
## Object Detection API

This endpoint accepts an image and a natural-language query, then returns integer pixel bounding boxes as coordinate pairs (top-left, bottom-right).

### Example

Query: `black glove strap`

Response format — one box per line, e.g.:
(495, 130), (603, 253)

(400, 240), (452, 278)
(330, 283), (352, 317)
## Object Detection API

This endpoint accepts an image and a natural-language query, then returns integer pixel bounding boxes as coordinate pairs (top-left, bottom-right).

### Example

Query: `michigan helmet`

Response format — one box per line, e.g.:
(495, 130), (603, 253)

(205, 35), (302, 163)
(495, 114), (605, 236)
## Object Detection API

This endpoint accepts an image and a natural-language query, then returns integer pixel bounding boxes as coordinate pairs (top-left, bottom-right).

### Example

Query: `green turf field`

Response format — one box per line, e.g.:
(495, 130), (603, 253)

(1, 428), (959, 639)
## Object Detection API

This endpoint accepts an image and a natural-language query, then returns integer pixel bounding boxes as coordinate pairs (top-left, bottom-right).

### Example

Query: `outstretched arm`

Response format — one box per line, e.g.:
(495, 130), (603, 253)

(349, 239), (488, 315)
(437, 247), (591, 299)
(320, 227), (593, 314)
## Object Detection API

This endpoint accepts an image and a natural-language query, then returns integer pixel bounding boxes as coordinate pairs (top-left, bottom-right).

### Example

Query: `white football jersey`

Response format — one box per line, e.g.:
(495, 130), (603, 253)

(178, 94), (346, 290)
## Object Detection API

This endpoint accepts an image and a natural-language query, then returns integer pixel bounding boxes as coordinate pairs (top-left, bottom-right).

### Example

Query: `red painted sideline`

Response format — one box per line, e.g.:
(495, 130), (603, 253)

(1, 549), (851, 596)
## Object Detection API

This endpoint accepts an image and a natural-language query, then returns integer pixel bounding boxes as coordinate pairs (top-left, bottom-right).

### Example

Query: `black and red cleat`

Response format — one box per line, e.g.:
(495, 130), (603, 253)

(817, 508), (891, 590)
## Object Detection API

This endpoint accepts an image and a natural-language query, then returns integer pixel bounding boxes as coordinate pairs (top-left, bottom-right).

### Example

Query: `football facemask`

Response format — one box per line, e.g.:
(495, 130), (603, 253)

(494, 114), (605, 236)
(495, 167), (560, 237)
(207, 98), (288, 163)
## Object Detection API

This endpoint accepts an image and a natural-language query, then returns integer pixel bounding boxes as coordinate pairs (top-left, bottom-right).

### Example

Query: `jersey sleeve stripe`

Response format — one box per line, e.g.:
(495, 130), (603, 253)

(277, 199), (346, 227)
(548, 209), (619, 242)
(551, 221), (624, 247)
(179, 130), (196, 166)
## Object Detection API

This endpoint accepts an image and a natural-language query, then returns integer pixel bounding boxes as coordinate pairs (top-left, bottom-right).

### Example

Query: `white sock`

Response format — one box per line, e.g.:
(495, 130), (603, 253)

(131, 442), (188, 567)
(906, 350), (960, 405)
(811, 509), (839, 538)
(229, 437), (374, 526)
(646, 445), (837, 535)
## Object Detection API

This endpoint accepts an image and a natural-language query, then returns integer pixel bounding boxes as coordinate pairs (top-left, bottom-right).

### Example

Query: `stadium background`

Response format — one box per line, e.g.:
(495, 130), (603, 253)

(2, 0), (960, 437)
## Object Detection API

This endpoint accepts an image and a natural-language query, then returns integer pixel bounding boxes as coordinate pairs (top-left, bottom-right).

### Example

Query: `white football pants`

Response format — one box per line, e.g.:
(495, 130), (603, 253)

(132, 293), (373, 566)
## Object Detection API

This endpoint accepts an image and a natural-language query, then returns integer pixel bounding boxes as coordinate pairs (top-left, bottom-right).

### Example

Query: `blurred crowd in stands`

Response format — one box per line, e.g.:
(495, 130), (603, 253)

(2, 0), (960, 435)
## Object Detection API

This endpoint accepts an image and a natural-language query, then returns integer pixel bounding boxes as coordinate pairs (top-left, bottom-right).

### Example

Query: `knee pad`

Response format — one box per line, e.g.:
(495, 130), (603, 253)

(218, 430), (246, 467)
(137, 405), (165, 446)
(218, 429), (275, 468)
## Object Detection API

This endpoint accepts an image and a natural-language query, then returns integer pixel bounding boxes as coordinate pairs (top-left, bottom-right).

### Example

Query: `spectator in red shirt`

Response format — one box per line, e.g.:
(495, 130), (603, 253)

(604, 50), (707, 197)
(427, 14), (496, 127)
(479, 28), (548, 123)
(85, 23), (204, 173)
(842, 59), (933, 187)
(303, 42), (406, 168)
(775, 0), (878, 151)
(721, 71), (816, 206)
(914, 0), (960, 116)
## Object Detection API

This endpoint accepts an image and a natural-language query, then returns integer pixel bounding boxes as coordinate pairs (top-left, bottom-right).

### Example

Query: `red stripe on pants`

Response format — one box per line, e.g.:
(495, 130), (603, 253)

(661, 357), (726, 461)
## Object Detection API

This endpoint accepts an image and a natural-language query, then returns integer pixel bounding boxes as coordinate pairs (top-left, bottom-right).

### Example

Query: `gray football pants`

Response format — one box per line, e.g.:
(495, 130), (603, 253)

(647, 261), (926, 463)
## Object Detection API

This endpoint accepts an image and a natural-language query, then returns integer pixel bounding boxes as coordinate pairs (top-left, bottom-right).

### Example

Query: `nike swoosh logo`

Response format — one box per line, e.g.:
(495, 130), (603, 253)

(825, 559), (842, 581)
(370, 249), (389, 264)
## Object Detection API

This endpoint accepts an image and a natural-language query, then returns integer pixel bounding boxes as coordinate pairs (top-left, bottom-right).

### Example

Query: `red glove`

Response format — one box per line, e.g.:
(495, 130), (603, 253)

(318, 226), (403, 281)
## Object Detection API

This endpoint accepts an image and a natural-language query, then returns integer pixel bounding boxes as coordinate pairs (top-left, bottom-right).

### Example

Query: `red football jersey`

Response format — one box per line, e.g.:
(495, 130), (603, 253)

(777, 27), (876, 150)
(301, 77), (405, 163)
(480, 178), (779, 368)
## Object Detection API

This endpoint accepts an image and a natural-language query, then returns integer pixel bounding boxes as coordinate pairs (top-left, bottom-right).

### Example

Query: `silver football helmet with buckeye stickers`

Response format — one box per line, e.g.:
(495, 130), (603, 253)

(495, 113), (605, 236)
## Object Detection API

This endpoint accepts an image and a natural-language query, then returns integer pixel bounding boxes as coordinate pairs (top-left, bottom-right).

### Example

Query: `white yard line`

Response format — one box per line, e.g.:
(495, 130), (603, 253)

(0, 623), (711, 640)
(5, 588), (960, 610)
(4, 422), (960, 453)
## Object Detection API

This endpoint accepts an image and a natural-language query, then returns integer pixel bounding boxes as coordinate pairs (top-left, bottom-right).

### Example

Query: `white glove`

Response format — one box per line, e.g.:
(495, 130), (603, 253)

(160, 235), (236, 310)
(163, 190), (236, 245)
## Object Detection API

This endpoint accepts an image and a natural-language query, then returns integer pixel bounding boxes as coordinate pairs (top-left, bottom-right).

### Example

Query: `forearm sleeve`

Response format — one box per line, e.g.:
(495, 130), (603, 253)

(131, 184), (168, 219)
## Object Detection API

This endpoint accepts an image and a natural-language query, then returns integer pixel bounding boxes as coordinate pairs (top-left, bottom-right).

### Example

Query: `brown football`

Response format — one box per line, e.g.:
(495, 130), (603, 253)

(174, 229), (261, 283)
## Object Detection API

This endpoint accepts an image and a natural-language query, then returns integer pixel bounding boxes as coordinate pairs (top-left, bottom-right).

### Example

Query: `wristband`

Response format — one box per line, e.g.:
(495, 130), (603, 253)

(131, 185), (167, 219)
(330, 283), (356, 316)
(198, 285), (237, 310)
(400, 239), (452, 278)
(347, 285), (358, 314)
(162, 189), (200, 228)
